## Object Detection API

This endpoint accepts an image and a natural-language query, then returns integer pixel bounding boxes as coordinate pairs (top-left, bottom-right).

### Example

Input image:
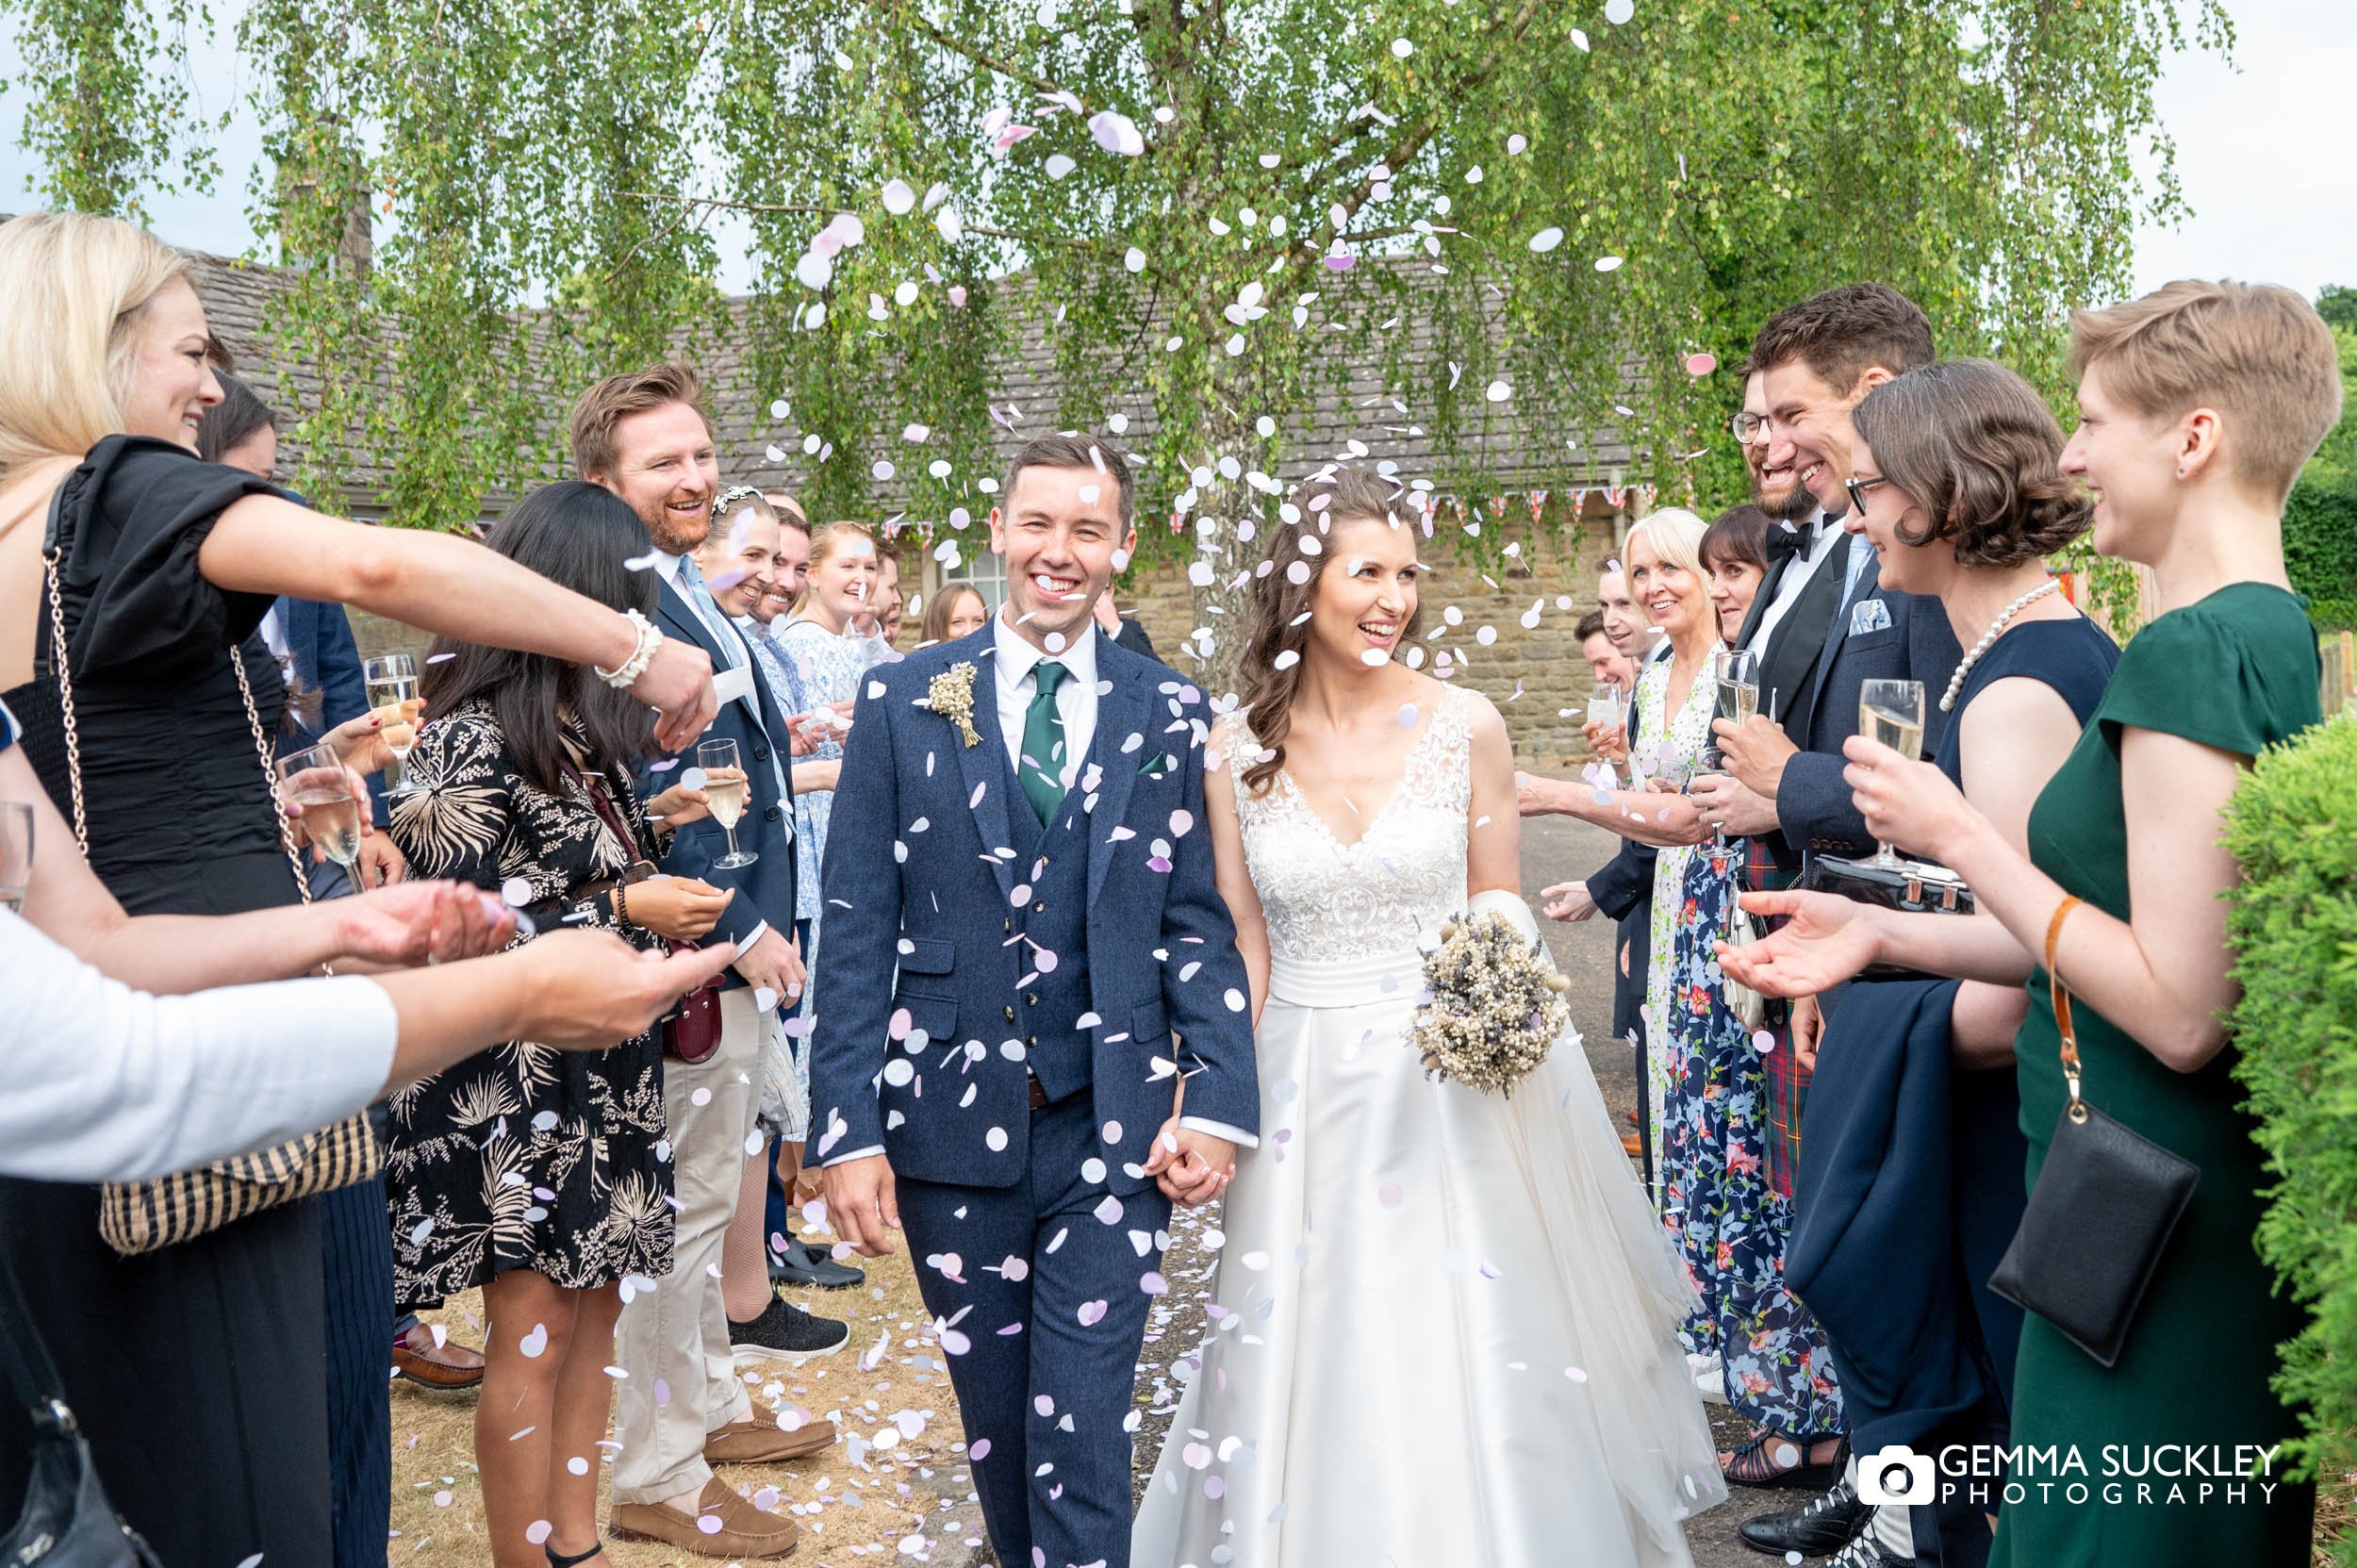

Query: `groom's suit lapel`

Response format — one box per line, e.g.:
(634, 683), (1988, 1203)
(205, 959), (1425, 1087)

(1085, 651), (1150, 907)
(949, 641), (1020, 906)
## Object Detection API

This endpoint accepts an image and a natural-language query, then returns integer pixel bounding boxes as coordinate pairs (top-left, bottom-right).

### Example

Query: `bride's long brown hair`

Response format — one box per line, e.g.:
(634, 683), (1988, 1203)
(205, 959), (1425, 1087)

(1236, 466), (1425, 798)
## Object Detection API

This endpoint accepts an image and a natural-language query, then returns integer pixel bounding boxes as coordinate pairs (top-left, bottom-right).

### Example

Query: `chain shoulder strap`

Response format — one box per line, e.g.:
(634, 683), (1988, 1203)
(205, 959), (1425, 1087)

(230, 647), (314, 908)
(39, 547), (87, 852)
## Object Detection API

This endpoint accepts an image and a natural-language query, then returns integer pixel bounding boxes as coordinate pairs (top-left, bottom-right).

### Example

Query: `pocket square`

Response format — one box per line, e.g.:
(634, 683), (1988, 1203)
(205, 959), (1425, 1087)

(1140, 751), (1176, 778)
(1848, 598), (1892, 635)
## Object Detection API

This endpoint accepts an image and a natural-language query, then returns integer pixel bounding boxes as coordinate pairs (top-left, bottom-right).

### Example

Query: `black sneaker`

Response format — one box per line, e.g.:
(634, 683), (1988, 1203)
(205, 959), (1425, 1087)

(767, 1238), (865, 1291)
(730, 1296), (850, 1367)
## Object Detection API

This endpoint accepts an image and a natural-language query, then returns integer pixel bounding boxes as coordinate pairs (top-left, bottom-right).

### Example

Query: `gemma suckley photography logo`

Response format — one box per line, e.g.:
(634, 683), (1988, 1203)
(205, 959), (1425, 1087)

(1858, 1441), (2295, 1510)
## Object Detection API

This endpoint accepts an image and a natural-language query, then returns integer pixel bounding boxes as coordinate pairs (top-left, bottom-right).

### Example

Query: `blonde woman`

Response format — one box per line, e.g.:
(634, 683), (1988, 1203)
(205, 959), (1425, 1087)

(0, 211), (715, 1568)
(920, 579), (989, 645)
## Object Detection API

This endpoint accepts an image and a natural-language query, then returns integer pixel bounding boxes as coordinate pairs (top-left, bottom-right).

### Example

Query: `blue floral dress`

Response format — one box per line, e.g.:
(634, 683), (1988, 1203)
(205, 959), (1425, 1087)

(1640, 653), (1845, 1442)
(772, 617), (867, 942)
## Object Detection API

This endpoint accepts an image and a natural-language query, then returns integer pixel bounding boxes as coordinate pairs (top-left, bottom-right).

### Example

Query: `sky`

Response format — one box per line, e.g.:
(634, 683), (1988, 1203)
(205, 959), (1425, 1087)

(2, 0), (2349, 305)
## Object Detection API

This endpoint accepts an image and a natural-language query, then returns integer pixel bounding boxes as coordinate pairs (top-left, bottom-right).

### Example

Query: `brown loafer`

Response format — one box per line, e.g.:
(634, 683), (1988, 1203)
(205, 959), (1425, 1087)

(705, 1402), (837, 1464)
(391, 1328), (486, 1391)
(611, 1477), (800, 1558)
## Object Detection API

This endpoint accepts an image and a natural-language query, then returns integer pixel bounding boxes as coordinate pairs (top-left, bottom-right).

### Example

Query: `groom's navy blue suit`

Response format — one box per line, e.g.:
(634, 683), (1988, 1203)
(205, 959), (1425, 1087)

(811, 620), (1258, 1568)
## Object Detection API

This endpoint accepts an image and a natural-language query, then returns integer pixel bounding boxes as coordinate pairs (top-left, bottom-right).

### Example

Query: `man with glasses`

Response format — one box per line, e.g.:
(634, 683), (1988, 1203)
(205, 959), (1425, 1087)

(1694, 287), (1962, 1568)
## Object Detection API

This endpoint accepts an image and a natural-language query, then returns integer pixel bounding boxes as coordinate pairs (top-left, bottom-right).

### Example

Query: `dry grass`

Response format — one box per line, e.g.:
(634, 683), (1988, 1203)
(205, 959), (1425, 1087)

(387, 1238), (980, 1566)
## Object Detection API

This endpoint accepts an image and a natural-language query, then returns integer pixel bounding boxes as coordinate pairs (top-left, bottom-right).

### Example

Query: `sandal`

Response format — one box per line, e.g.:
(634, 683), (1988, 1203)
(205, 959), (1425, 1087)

(1722, 1428), (1842, 1492)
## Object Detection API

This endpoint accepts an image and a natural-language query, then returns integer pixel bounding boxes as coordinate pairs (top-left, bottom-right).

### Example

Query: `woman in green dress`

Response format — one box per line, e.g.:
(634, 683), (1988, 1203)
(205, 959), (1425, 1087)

(1719, 278), (2342, 1566)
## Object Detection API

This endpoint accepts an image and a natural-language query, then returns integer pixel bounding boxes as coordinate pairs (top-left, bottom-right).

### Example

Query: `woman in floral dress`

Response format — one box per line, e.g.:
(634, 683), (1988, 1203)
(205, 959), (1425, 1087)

(386, 483), (733, 1568)
(1584, 507), (1844, 1491)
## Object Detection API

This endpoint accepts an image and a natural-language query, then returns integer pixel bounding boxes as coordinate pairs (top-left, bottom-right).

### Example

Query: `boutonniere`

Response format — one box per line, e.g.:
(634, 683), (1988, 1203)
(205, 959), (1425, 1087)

(918, 662), (981, 747)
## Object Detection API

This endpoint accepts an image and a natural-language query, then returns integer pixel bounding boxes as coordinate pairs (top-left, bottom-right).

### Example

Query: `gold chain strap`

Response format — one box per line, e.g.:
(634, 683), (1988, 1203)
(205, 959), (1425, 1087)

(230, 647), (315, 909)
(39, 550), (87, 852)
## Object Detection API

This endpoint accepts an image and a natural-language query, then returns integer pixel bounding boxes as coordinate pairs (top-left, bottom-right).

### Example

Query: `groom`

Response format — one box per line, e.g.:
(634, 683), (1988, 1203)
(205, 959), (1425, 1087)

(811, 434), (1260, 1568)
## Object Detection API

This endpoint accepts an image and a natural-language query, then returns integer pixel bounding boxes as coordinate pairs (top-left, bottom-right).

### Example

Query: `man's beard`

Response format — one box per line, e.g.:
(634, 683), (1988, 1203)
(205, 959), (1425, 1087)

(1751, 466), (1818, 523)
(641, 500), (710, 556)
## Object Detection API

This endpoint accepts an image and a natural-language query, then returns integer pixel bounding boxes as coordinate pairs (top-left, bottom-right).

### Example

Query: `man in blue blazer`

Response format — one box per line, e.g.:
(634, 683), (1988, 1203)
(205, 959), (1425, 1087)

(813, 435), (1259, 1568)
(575, 365), (821, 1559)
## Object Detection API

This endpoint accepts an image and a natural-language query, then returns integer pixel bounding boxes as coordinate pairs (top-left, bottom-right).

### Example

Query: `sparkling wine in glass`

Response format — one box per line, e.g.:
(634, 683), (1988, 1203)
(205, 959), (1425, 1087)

(1857, 678), (1926, 867)
(363, 652), (423, 798)
(1586, 679), (1626, 779)
(275, 743), (362, 869)
(1703, 646), (1761, 847)
(697, 737), (758, 869)
(0, 801), (30, 914)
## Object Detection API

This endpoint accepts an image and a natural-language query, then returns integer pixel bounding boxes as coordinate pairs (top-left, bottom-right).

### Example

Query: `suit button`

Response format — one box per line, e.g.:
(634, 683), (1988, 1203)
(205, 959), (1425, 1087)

(1026, 992), (1040, 1005)
(1028, 1034), (1038, 1047)
(1032, 900), (1047, 914)
(753, 745), (770, 762)
(765, 805), (782, 822)
(1003, 1004), (1016, 1023)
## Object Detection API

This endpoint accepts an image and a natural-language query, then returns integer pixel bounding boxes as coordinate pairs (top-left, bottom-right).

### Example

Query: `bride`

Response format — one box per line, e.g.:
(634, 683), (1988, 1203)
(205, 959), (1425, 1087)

(1131, 469), (1726, 1566)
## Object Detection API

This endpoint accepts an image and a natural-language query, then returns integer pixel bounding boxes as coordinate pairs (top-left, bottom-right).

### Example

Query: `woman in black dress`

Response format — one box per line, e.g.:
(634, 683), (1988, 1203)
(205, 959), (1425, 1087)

(387, 483), (733, 1568)
(0, 212), (717, 1567)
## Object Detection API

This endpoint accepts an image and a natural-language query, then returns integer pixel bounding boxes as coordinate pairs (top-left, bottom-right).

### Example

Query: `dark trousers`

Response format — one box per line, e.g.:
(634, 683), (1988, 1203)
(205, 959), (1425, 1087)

(1615, 905), (1654, 1191)
(895, 1089), (1173, 1568)
(321, 1173), (394, 1568)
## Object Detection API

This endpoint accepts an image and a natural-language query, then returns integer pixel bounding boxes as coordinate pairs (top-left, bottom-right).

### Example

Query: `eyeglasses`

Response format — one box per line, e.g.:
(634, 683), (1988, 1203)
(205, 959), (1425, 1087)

(1844, 474), (1889, 514)
(1730, 411), (1774, 445)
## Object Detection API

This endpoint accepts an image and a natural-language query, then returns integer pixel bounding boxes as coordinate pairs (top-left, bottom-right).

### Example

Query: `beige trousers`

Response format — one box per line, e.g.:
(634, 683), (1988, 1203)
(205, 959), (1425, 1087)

(611, 985), (763, 1504)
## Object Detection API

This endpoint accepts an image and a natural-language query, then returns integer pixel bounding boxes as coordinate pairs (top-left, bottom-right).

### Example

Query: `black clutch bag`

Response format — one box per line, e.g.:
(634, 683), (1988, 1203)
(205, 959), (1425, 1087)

(1800, 854), (1975, 981)
(1986, 896), (2200, 1368)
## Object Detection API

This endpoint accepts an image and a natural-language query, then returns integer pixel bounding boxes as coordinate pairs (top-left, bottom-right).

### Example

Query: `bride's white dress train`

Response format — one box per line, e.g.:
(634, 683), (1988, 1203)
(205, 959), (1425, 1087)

(1131, 688), (1725, 1567)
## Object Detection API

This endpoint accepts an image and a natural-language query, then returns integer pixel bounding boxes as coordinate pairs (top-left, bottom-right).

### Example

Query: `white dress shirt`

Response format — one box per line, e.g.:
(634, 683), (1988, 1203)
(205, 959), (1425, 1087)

(991, 607), (1099, 790)
(1746, 509), (1848, 656)
(0, 909), (398, 1182)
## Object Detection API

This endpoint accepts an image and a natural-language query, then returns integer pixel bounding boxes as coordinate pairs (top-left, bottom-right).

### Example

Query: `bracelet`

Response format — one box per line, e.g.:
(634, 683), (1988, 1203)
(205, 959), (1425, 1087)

(593, 609), (664, 689)
(615, 882), (632, 929)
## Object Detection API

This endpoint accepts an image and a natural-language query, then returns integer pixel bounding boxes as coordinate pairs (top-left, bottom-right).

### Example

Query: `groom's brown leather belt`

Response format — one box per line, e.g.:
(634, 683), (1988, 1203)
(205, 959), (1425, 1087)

(1027, 1072), (1051, 1111)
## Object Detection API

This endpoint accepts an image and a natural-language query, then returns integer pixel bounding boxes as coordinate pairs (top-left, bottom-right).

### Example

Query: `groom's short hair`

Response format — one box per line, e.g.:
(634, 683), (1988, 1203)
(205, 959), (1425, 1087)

(569, 362), (708, 481)
(1001, 433), (1136, 526)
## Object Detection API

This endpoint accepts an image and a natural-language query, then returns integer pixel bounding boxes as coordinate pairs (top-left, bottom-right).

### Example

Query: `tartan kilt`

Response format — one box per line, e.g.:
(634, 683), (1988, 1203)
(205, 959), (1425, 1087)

(1744, 836), (1809, 1199)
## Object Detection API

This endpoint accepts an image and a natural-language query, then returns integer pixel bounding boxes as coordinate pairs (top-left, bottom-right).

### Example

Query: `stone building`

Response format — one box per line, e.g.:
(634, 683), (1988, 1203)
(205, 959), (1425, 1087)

(186, 245), (1666, 767)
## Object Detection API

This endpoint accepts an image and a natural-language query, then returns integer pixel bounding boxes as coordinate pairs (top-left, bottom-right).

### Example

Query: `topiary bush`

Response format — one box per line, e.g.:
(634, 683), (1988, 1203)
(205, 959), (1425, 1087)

(2227, 712), (2357, 1546)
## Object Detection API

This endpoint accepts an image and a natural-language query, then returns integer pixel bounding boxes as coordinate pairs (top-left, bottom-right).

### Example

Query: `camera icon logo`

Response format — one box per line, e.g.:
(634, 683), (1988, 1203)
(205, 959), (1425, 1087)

(1858, 1444), (1937, 1506)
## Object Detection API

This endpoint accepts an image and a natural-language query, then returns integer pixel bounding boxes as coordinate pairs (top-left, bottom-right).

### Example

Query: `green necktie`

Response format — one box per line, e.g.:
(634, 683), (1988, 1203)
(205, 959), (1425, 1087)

(1018, 659), (1070, 824)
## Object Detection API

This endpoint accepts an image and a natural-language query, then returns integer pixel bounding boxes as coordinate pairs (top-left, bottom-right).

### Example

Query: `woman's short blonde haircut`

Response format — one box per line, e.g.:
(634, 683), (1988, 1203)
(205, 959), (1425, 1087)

(792, 519), (880, 618)
(2069, 279), (2344, 505)
(1622, 506), (1711, 584)
(0, 212), (197, 476)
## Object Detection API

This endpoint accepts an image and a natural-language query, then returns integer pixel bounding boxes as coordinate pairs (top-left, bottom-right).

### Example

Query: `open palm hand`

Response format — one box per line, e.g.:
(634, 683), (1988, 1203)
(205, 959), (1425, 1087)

(1711, 889), (1879, 999)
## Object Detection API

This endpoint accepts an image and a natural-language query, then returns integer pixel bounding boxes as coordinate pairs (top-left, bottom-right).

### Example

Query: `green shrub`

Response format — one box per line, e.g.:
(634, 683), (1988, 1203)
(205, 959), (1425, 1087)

(2227, 712), (2357, 1532)
(2309, 598), (2357, 635)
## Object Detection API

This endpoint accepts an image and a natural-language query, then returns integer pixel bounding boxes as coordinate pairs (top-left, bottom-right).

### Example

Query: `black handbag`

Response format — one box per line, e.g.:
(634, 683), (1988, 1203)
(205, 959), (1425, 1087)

(1987, 895), (2200, 1368)
(0, 1254), (162, 1566)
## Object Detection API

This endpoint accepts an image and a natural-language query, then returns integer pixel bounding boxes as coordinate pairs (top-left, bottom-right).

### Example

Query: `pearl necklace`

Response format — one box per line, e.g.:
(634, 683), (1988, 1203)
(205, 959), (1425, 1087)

(1940, 579), (2060, 712)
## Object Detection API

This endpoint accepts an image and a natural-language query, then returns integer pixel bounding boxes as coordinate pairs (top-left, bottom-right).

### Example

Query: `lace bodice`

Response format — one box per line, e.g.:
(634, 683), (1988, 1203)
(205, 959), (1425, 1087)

(1223, 685), (1475, 965)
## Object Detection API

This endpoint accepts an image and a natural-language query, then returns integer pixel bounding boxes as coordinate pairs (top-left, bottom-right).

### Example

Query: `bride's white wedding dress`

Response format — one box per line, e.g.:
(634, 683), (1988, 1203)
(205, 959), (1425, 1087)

(1131, 686), (1725, 1567)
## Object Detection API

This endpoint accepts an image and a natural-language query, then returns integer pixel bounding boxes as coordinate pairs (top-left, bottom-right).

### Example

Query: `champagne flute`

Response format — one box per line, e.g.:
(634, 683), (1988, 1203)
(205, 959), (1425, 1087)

(0, 801), (30, 914)
(1586, 679), (1626, 782)
(274, 743), (363, 870)
(697, 737), (759, 869)
(1703, 646), (1761, 848)
(363, 652), (423, 799)
(1857, 678), (1926, 867)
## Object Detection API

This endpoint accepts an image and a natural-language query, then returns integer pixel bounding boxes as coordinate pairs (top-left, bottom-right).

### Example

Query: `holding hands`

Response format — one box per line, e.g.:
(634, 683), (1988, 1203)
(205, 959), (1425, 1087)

(1144, 1118), (1236, 1207)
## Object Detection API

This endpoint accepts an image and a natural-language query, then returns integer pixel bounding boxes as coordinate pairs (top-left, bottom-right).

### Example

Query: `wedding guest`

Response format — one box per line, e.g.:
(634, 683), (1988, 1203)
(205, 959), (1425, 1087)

(693, 487), (863, 1323)
(777, 521), (882, 944)
(1093, 580), (1161, 660)
(1522, 508), (1847, 1490)
(574, 364), (818, 1560)
(1727, 280), (2340, 1568)
(385, 481), (735, 1568)
(923, 580), (990, 645)
(1576, 608), (1635, 689)
(2, 695), (732, 1182)
(1701, 504), (1770, 643)
(1773, 357), (2116, 1568)
(875, 543), (905, 645)
(0, 210), (714, 1568)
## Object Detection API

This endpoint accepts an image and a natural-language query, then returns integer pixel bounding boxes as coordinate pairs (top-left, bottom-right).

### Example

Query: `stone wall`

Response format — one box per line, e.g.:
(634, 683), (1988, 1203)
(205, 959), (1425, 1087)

(350, 513), (1624, 768)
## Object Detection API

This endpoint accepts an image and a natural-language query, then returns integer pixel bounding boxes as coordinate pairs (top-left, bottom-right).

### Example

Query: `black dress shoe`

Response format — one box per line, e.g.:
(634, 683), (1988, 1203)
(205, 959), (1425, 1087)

(768, 1237), (865, 1291)
(1738, 1472), (1873, 1557)
(1821, 1535), (1910, 1568)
